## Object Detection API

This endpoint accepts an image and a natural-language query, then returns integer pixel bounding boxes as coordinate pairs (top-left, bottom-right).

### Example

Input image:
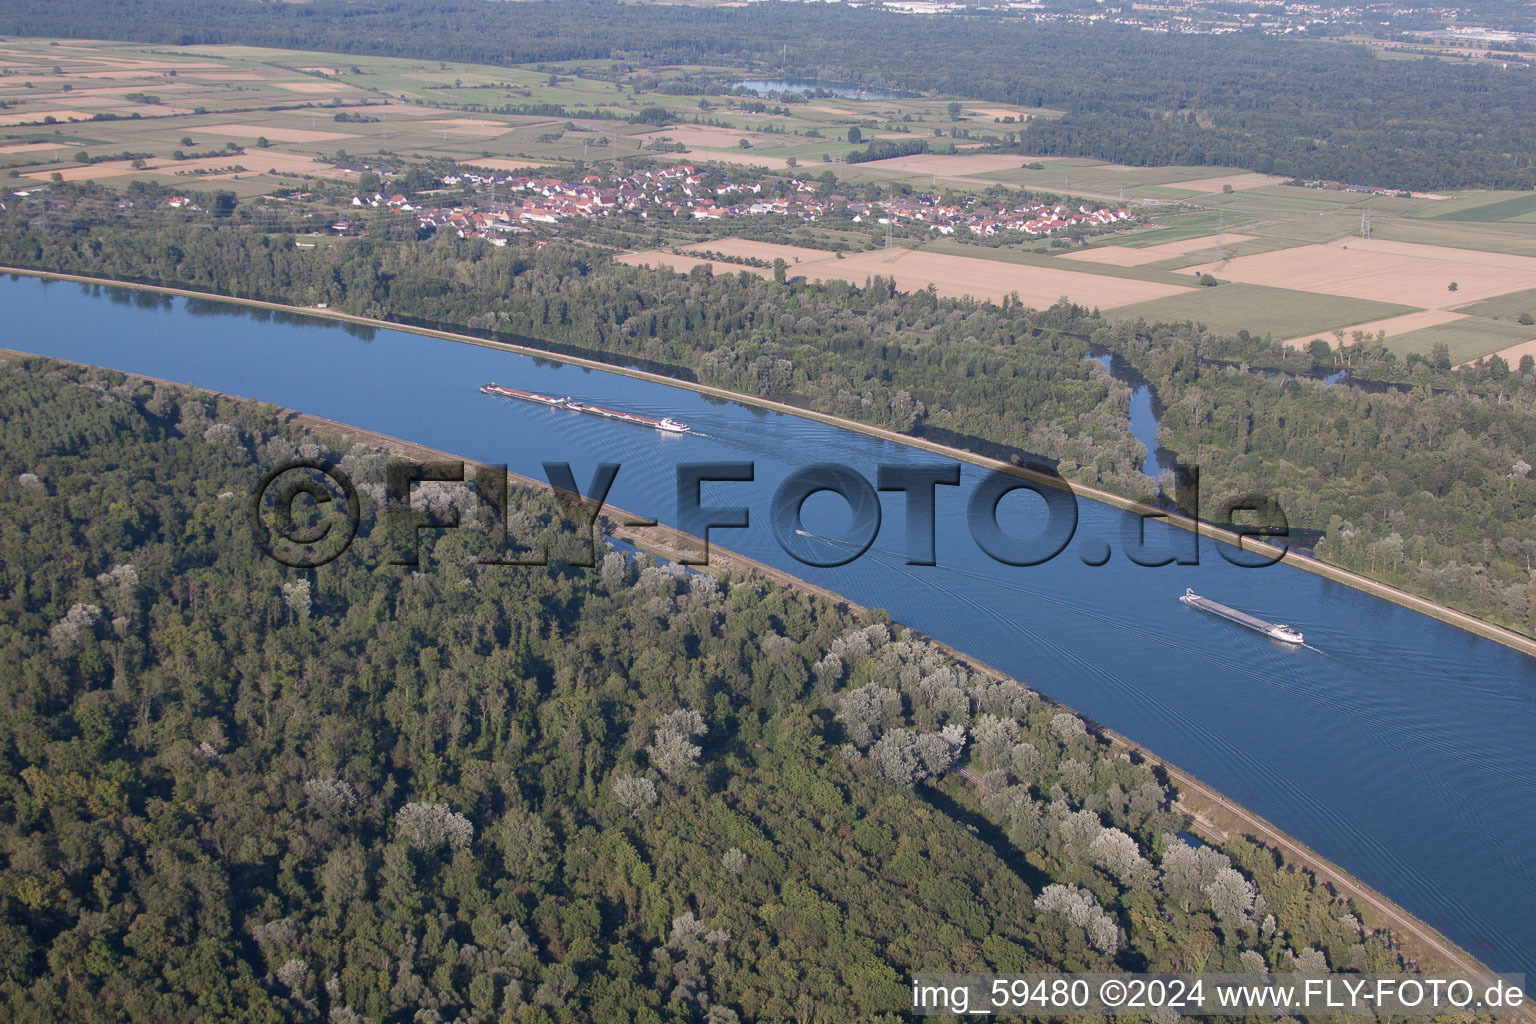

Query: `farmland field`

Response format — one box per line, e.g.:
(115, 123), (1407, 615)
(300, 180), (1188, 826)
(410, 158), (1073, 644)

(672, 150), (791, 169)
(22, 150), (336, 182)
(1110, 283), (1415, 340)
(848, 152), (1045, 176)
(1368, 216), (1536, 259)
(3, 36), (1532, 355)
(1381, 317), (1536, 362)
(680, 239), (838, 264)
(1060, 232), (1256, 267)
(1280, 309), (1468, 349)
(962, 160), (1285, 196)
(1191, 238), (1536, 307)
(1093, 210), (1243, 246)
(1454, 288), (1536, 321)
(1427, 192), (1536, 223)
(193, 124), (357, 143)
(1477, 338), (1536, 368)
(623, 238), (1193, 308)
(631, 126), (783, 149)
(1161, 172), (1284, 193)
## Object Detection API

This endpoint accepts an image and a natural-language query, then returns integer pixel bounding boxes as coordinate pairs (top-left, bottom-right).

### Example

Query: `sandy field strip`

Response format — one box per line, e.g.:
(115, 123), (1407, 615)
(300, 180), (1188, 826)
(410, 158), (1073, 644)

(968, 107), (1035, 119)
(827, 248), (1190, 307)
(179, 45), (311, 58)
(0, 141), (64, 155)
(1281, 309), (1465, 348)
(1061, 233), (1258, 267)
(39, 94), (133, 108)
(857, 152), (1051, 176)
(1195, 238), (1536, 306)
(200, 152), (338, 175)
(192, 124), (357, 143)
(25, 158), (161, 181)
(616, 250), (773, 281)
(629, 238), (1191, 308)
(676, 149), (790, 169)
(40, 95), (176, 111)
(436, 124), (515, 138)
(469, 157), (560, 172)
(680, 240), (831, 263)
(25, 151), (333, 181)
(273, 81), (350, 94)
(49, 84), (193, 98)
(40, 56), (228, 71)
(1162, 172), (1284, 192)
(178, 70), (268, 81)
(418, 117), (514, 137)
(631, 125), (782, 149)
(1470, 337), (1536, 368)
(1344, 236), (1536, 272)
(52, 71), (145, 81)
(0, 110), (98, 125)
(355, 103), (443, 117)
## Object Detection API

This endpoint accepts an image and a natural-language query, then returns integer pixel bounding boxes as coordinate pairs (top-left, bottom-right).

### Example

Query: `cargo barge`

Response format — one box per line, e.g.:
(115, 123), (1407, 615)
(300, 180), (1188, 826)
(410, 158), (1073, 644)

(1180, 588), (1303, 643)
(481, 383), (690, 434)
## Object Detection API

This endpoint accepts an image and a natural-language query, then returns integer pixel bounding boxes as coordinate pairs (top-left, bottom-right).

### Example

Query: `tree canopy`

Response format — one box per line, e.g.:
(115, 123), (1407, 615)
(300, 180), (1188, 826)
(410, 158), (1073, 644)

(0, 357), (1413, 1021)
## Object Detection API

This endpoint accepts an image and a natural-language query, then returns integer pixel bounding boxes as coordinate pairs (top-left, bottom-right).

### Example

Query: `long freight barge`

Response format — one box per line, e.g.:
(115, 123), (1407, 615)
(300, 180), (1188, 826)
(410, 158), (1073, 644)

(1180, 588), (1303, 643)
(481, 383), (690, 434)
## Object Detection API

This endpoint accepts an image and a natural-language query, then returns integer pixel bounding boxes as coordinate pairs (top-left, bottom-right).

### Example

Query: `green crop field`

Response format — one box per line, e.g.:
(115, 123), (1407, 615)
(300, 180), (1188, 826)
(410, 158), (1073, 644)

(1141, 237), (1305, 271)
(1206, 188), (1362, 214)
(1454, 288), (1536, 321)
(1370, 217), (1536, 258)
(1430, 192), (1536, 222)
(1404, 189), (1536, 220)
(1109, 283), (1415, 340)
(1098, 209), (1244, 246)
(1381, 316), (1536, 362)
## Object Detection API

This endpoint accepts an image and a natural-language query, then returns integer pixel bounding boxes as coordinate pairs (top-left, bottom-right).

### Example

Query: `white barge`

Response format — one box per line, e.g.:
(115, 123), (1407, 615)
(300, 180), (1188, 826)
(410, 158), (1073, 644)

(1180, 588), (1303, 644)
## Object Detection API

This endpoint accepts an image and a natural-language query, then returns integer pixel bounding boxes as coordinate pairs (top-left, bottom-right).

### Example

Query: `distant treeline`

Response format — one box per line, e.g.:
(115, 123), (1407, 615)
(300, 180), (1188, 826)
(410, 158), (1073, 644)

(3, 0), (1536, 188)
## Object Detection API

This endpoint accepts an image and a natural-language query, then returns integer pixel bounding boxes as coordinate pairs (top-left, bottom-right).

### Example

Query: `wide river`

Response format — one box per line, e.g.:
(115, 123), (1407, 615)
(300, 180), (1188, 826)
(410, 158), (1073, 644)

(9, 274), (1534, 972)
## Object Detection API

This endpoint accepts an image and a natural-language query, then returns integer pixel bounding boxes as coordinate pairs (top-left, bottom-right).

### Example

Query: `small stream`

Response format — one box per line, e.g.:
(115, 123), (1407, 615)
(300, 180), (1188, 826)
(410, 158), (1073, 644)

(1092, 348), (1330, 549)
(1085, 346), (1181, 490)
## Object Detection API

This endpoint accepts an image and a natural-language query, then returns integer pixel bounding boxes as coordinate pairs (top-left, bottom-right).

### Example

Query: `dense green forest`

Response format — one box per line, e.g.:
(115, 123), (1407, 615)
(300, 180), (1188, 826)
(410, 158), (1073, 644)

(0, 357), (1411, 1021)
(4, 0), (1536, 188)
(5, 186), (1536, 636)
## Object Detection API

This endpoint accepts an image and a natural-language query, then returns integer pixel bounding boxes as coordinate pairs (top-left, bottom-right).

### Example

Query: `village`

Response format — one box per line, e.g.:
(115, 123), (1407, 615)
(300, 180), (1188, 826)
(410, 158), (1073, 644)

(345, 163), (1135, 244)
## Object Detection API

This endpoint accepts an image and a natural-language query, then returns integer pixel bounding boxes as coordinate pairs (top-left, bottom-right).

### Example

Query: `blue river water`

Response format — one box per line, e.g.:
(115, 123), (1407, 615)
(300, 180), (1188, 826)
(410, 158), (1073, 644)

(7, 274), (1534, 972)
